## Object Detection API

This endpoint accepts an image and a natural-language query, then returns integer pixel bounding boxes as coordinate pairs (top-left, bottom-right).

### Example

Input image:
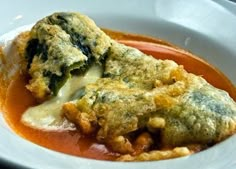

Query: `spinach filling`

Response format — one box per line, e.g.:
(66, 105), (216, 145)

(26, 39), (48, 69)
(25, 12), (111, 99)
(43, 62), (84, 96)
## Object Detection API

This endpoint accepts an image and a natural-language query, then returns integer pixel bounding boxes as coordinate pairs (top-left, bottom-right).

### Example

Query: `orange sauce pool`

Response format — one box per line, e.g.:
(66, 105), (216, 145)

(3, 74), (118, 160)
(1, 30), (236, 161)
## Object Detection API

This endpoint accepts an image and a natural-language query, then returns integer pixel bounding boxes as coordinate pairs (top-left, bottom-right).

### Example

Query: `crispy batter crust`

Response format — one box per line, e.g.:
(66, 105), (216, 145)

(21, 12), (236, 161)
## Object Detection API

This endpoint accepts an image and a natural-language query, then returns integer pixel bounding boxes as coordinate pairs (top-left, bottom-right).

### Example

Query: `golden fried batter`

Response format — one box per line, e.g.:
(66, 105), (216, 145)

(25, 12), (111, 101)
(63, 67), (236, 155)
(23, 12), (236, 161)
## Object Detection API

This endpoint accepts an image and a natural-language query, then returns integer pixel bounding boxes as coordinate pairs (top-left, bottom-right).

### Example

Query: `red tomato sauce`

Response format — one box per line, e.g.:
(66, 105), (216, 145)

(1, 31), (235, 161)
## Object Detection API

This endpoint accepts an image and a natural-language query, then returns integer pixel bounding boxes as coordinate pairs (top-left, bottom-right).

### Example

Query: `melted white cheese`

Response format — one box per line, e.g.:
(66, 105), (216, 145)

(0, 25), (102, 131)
(21, 65), (102, 131)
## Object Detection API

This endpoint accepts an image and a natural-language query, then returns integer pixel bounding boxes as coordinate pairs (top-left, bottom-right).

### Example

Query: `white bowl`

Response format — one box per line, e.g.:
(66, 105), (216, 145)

(0, 0), (236, 168)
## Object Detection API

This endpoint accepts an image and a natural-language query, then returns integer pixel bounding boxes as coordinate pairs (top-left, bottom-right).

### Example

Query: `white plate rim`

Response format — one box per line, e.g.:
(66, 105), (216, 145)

(0, 0), (236, 169)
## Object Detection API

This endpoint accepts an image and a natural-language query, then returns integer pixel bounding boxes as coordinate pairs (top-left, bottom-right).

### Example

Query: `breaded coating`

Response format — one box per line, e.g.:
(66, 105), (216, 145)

(25, 12), (111, 101)
(117, 147), (192, 161)
(63, 66), (236, 155)
(104, 42), (179, 89)
(24, 12), (236, 161)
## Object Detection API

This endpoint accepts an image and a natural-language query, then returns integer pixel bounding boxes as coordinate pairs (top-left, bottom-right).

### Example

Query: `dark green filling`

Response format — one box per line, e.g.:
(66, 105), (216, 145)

(26, 39), (48, 69)
(43, 62), (84, 96)
(25, 12), (112, 98)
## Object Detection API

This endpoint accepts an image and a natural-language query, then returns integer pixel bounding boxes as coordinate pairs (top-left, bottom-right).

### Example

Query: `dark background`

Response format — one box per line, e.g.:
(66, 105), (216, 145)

(0, 159), (29, 169)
